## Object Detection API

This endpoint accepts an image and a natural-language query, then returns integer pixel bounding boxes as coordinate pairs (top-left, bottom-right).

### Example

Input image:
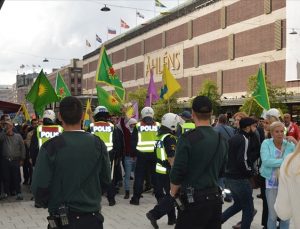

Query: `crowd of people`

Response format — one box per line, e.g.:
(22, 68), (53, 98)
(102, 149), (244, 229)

(1, 96), (300, 229)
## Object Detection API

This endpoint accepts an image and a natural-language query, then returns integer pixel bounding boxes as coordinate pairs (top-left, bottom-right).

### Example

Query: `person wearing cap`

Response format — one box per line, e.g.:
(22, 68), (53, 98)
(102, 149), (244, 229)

(170, 96), (228, 229)
(90, 106), (123, 206)
(31, 96), (111, 229)
(0, 120), (26, 200)
(130, 106), (160, 205)
(222, 117), (261, 229)
(177, 110), (195, 137)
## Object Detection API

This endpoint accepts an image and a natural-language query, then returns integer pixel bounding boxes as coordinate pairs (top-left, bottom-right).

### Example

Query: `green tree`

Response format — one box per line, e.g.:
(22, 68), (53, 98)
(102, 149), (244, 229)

(197, 79), (221, 114)
(152, 94), (181, 120)
(240, 75), (291, 117)
(127, 87), (147, 114)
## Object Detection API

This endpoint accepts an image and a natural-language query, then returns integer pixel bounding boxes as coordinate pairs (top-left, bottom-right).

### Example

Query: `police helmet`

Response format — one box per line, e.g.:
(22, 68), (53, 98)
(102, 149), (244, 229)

(43, 110), (56, 123)
(141, 107), (154, 119)
(161, 113), (181, 131)
(94, 106), (109, 116)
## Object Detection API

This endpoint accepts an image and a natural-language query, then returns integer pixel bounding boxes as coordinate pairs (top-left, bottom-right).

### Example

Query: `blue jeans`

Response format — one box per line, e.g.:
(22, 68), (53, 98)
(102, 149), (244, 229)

(222, 178), (254, 229)
(265, 188), (289, 229)
(124, 156), (136, 191)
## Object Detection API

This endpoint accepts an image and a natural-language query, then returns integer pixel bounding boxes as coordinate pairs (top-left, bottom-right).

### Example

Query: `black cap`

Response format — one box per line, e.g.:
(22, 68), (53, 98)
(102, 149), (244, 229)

(192, 96), (212, 113)
(239, 117), (256, 129)
(179, 110), (192, 119)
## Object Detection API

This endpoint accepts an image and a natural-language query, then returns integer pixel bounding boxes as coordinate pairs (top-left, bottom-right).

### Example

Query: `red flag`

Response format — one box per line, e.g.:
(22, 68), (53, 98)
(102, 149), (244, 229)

(120, 19), (130, 29)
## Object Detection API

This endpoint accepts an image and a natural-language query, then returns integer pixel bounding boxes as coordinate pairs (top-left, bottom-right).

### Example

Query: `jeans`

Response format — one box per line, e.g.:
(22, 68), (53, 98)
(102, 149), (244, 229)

(124, 156), (136, 191)
(1, 159), (22, 195)
(265, 188), (289, 229)
(222, 178), (254, 229)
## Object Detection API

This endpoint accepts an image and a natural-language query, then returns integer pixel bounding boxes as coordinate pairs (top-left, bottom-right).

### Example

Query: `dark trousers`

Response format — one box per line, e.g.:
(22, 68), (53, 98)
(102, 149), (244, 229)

(260, 178), (268, 228)
(222, 178), (254, 229)
(1, 159), (21, 194)
(132, 153), (156, 199)
(23, 159), (32, 184)
(175, 199), (222, 229)
(48, 212), (104, 229)
(149, 173), (176, 221)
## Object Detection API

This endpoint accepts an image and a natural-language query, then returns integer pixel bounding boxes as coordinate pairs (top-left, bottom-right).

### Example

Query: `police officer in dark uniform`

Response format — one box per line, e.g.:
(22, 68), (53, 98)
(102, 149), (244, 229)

(170, 96), (228, 229)
(31, 96), (111, 229)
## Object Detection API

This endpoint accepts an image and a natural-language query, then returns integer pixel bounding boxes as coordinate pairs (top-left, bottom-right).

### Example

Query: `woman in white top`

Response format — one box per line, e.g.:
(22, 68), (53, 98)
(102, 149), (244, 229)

(275, 141), (300, 228)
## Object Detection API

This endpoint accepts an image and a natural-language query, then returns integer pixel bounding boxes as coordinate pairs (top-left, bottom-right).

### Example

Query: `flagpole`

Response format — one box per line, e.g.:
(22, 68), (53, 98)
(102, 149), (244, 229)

(150, 93), (152, 108)
(248, 98), (254, 116)
(12, 104), (23, 123)
(168, 98), (171, 112)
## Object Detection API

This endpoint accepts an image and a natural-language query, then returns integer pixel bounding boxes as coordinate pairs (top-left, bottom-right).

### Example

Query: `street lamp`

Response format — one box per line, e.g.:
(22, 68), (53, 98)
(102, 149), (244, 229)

(290, 29), (298, 35)
(101, 4), (110, 12)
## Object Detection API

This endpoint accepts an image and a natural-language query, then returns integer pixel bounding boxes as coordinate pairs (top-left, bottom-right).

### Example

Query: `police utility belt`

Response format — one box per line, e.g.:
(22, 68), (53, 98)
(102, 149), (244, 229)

(175, 187), (223, 211)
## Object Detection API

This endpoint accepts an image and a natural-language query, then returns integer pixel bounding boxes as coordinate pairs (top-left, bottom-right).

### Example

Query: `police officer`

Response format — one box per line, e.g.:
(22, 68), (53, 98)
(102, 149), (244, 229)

(29, 110), (63, 166)
(130, 106), (160, 205)
(31, 96), (111, 229)
(90, 106), (123, 206)
(177, 110), (195, 136)
(146, 113), (181, 228)
(170, 96), (228, 229)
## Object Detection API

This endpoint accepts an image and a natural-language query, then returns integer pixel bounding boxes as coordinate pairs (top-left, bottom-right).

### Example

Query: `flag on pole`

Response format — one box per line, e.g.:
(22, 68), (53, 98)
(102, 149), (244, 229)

(252, 67), (270, 110)
(83, 99), (91, 130)
(160, 65), (181, 100)
(120, 19), (130, 29)
(145, 69), (159, 106)
(55, 72), (71, 100)
(26, 70), (59, 115)
(96, 86), (121, 114)
(96, 34), (102, 43)
(108, 28), (116, 35)
(86, 40), (91, 47)
(21, 103), (30, 121)
(95, 46), (125, 101)
(155, 0), (167, 8)
(126, 101), (139, 120)
(136, 11), (145, 19)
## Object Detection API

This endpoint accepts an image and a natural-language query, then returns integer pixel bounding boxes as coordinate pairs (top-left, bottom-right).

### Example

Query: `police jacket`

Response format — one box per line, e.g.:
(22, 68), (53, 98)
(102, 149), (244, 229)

(225, 129), (260, 179)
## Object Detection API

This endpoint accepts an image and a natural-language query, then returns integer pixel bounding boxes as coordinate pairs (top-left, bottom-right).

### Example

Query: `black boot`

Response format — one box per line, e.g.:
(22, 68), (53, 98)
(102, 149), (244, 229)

(146, 212), (159, 229)
(124, 191), (130, 199)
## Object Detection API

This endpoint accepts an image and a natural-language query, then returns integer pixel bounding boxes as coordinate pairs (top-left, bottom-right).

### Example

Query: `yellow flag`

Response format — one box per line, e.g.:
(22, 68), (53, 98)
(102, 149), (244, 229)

(84, 99), (91, 121)
(126, 105), (134, 119)
(21, 103), (30, 121)
(160, 65), (181, 100)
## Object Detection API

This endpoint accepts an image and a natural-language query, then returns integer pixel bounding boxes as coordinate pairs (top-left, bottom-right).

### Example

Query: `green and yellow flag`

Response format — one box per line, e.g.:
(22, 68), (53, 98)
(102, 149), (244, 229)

(83, 98), (91, 130)
(21, 103), (30, 121)
(55, 72), (71, 100)
(95, 46), (125, 101)
(96, 86), (121, 114)
(252, 67), (270, 110)
(160, 64), (181, 100)
(26, 70), (59, 115)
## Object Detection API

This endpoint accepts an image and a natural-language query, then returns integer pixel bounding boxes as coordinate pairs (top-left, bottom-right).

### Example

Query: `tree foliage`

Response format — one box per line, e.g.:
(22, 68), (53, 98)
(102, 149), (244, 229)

(196, 79), (221, 115)
(240, 75), (291, 117)
(152, 94), (181, 120)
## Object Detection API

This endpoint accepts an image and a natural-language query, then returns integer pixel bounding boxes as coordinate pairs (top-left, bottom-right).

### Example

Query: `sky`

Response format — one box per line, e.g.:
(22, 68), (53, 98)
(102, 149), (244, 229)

(0, 0), (186, 85)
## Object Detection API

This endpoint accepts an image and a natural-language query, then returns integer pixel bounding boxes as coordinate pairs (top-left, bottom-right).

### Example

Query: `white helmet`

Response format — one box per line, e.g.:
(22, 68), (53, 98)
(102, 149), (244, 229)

(266, 108), (281, 119)
(94, 106), (109, 116)
(141, 107), (154, 119)
(43, 110), (56, 122)
(161, 113), (181, 131)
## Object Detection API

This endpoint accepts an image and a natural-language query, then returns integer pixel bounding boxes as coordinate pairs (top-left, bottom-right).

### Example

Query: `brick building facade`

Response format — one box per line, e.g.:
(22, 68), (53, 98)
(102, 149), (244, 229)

(82, 0), (300, 114)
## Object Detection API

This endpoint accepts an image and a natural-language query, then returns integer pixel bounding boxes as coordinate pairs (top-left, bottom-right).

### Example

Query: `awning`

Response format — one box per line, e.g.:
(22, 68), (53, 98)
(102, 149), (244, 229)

(0, 100), (21, 113)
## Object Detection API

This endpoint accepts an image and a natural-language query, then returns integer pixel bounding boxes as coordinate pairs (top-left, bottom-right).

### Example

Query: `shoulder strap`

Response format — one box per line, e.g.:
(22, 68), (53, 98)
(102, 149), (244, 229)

(221, 125), (232, 138)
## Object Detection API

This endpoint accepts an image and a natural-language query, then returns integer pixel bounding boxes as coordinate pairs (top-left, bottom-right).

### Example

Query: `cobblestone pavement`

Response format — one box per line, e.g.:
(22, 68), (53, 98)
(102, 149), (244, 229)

(0, 185), (294, 229)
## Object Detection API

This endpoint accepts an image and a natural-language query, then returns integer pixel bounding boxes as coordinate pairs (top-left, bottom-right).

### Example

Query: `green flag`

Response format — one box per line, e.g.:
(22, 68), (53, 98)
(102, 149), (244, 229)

(95, 46), (125, 101)
(26, 70), (59, 115)
(252, 67), (270, 110)
(55, 72), (71, 100)
(96, 85), (121, 114)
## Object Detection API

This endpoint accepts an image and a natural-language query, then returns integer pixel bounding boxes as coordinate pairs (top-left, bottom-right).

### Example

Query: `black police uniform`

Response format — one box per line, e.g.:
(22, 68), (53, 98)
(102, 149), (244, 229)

(170, 126), (228, 229)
